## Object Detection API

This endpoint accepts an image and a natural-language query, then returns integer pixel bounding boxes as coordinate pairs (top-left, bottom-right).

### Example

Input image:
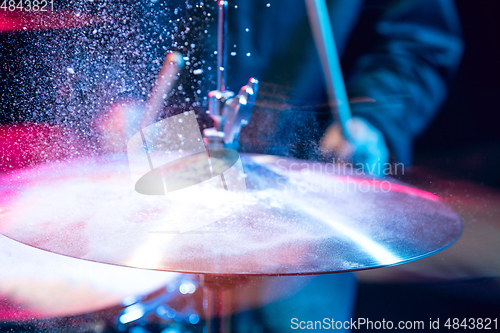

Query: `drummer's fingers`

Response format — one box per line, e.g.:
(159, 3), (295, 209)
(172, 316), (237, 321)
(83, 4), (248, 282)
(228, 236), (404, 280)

(348, 118), (390, 176)
(318, 122), (353, 161)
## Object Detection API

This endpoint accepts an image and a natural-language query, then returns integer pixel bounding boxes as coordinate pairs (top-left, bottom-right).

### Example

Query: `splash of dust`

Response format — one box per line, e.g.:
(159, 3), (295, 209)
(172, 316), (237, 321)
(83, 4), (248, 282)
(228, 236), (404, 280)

(0, 0), (217, 157)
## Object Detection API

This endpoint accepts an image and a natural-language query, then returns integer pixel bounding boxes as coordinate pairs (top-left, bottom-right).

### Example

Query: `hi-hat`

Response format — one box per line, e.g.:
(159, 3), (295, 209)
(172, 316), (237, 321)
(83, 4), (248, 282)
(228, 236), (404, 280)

(0, 154), (462, 275)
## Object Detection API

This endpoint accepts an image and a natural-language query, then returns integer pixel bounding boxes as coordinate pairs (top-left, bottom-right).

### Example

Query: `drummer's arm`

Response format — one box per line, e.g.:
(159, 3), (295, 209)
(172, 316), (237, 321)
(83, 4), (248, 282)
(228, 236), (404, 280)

(344, 0), (463, 166)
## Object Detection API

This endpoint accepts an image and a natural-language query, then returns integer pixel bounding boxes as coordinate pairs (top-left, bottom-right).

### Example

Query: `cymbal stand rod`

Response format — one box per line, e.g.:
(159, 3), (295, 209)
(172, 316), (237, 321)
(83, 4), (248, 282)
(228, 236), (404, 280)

(217, 0), (228, 94)
(201, 274), (213, 332)
(200, 274), (233, 333)
(220, 287), (232, 333)
(305, 0), (352, 139)
(204, 1), (256, 150)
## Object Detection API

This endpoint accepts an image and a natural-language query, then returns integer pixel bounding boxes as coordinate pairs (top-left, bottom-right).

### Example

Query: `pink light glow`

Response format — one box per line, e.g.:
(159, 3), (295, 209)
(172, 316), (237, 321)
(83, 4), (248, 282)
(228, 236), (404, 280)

(335, 176), (440, 202)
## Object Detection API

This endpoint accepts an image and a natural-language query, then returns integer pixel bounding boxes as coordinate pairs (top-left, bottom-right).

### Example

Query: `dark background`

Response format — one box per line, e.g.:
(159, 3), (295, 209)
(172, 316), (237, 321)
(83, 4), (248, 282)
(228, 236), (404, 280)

(413, 0), (500, 188)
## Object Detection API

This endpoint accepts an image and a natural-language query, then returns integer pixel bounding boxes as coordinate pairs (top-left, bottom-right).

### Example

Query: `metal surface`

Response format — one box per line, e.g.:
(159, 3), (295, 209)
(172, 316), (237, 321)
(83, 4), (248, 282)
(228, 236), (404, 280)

(204, 1), (258, 150)
(217, 0), (228, 92)
(205, 79), (259, 149)
(0, 154), (462, 275)
(223, 78), (259, 147)
(0, 234), (177, 321)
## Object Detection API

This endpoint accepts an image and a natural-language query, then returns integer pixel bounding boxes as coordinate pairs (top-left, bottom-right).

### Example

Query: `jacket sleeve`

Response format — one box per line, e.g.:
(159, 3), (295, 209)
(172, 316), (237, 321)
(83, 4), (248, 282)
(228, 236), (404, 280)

(345, 0), (463, 165)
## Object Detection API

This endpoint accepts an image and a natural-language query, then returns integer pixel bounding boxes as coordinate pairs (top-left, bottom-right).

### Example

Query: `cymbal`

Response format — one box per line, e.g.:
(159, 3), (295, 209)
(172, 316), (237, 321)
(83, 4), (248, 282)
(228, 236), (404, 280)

(0, 154), (462, 275)
(0, 10), (106, 33)
(0, 233), (177, 321)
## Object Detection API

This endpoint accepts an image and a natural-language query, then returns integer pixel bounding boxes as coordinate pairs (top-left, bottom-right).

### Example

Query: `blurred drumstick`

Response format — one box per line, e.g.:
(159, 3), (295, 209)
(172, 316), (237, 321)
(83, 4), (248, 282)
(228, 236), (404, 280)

(140, 51), (185, 129)
(94, 51), (183, 155)
(305, 0), (352, 139)
(139, 51), (184, 171)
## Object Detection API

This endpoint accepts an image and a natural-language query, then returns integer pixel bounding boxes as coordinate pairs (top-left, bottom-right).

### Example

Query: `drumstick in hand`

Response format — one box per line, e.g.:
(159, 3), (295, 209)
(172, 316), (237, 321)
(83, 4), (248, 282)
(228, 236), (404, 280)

(305, 0), (352, 140)
(140, 51), (185, 129)
(138, 51), (184, 171)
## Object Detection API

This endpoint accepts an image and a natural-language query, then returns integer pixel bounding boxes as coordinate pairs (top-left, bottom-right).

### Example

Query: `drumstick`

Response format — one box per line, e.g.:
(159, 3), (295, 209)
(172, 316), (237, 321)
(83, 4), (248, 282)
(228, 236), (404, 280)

(140, 51), (185, 129)
(305, 0), (352, 139)
(138, 51), (184, 171)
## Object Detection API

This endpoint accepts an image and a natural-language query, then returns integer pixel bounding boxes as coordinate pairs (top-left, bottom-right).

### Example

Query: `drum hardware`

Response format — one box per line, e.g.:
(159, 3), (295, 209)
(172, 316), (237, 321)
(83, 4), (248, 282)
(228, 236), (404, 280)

(117, 277), (200, 332)
(198, 274), (251, 333)
(202, 1), (259, 151)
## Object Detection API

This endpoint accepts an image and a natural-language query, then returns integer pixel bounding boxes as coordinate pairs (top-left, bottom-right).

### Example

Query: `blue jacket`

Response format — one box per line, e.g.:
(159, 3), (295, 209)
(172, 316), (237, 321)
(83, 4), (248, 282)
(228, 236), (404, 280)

(221, 0), (463, 164)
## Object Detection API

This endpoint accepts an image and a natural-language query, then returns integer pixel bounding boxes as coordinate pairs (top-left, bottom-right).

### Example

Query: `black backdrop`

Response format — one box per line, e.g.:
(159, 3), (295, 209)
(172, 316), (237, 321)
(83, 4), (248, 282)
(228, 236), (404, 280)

(413, 0), (500, 187)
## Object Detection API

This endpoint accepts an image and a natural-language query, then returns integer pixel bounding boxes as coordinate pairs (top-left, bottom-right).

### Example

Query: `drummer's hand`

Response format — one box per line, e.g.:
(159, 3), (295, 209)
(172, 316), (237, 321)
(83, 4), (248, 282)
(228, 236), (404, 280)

(319, 117), (389, 176)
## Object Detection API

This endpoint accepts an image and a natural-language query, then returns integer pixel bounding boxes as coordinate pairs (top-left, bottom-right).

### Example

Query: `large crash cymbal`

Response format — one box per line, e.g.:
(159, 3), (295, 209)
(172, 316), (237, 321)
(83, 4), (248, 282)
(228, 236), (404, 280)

(0, 154), (462, 275)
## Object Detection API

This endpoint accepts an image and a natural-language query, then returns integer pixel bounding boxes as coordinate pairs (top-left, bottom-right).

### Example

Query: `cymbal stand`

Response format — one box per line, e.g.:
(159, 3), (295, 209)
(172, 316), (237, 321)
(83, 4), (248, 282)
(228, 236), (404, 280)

(203, 1), (259, 151)
(200, 274), (249, 333)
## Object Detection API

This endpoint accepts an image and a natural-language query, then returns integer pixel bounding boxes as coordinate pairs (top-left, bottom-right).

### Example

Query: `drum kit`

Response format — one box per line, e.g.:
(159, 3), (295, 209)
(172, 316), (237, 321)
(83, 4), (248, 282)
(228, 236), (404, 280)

(0, 1), (463, 332)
